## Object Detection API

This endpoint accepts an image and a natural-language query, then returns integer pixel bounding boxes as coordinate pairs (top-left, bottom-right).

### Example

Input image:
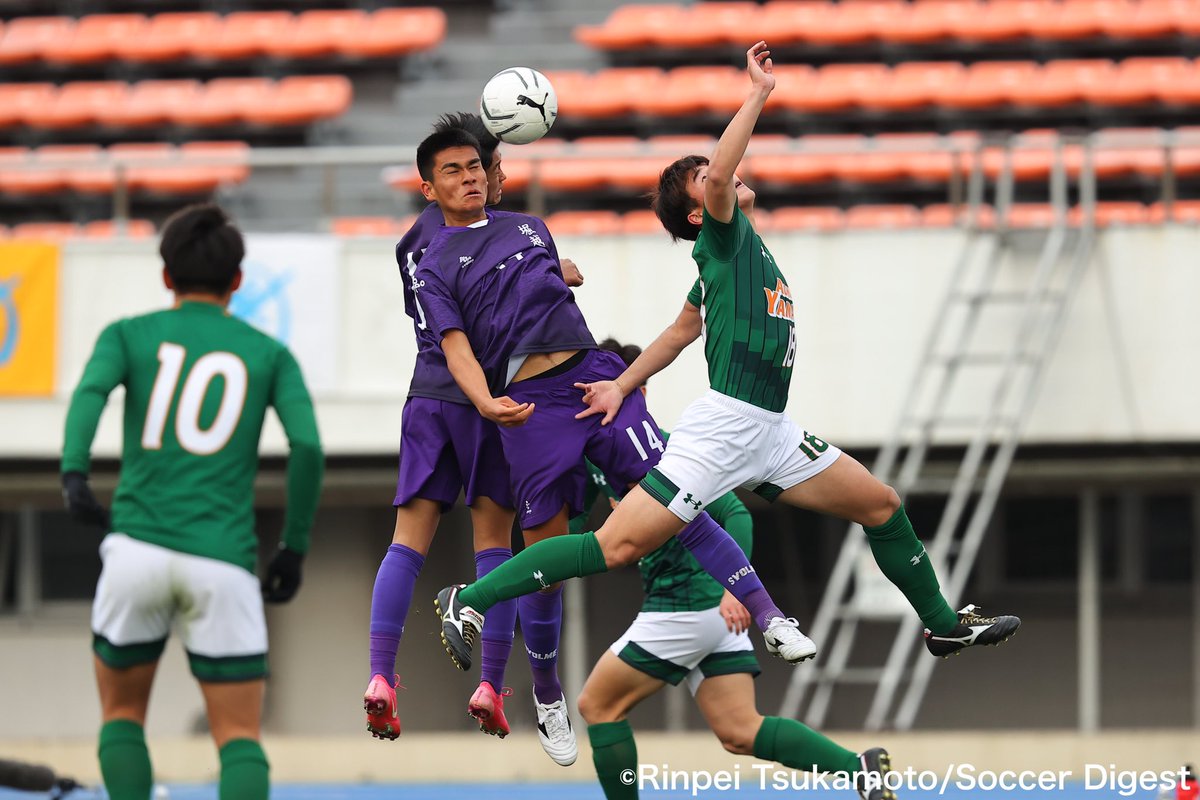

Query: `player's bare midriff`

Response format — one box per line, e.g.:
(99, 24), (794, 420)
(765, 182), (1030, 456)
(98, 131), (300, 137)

(511, 349), (580, 382)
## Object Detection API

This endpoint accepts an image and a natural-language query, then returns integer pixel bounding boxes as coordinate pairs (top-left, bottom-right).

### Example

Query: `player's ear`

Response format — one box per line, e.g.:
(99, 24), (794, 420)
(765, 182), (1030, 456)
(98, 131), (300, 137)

(229, 270), (243, 293)
(687, 207), (704, 228)
(161, 266), (174, 292)
(419, 179), (436, 202)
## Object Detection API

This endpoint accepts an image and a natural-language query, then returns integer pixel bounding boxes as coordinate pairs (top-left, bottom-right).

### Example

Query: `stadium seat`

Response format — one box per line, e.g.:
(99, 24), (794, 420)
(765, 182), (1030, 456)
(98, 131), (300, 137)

(344, 8), (447, 58)
(950, 0), (1044, 41)
(131, 141), (249, 194)
(939, 61), (1041, 109)
(0, 16), (74, 65)
(859, 62), (965, 111)
(892, 0), (979, 44)
(72, 142), (174, 194)
(1029, 0), (1109, 40)
(171, 78), (274, 127)
(921, 203), (998, 228)
(1095, 56), (1192, 105)
(10, 222), (81, 241)
(25, 82), (130, 129)
(0, 144), (98, 194)
(576, 5), (688, 50)
(116, 12), (221, 62)
(82, 219), (156, 239)
(795, 63), (890, 112)
(42, 14), (148, 64)
(192, 12), (293, 61)
(621, 209), (663, 234)
(544, 210), (624, 235)
(1006, 203), (1061, 227)
(769, 206), (846, 231)
(99, 80), (202, 128)
(1019, 59), (1116, 107)
(1149, 199), (1200, 223)
(588, 68), (670, 117)
(1071, 201), (1152, 226)
(758, 2), (830, 46)
(270, 9), (367, 59)
(0, 83), (56, 128)
(642, 67), (733, 116)
(656, 3), (758, 48)
(331, 217), (402, 237)
(844, 204), (923, 228)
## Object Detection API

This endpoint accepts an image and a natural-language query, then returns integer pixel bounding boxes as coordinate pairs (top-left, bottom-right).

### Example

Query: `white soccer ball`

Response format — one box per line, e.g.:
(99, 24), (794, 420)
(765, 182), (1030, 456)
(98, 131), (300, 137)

(479, 67), (558, 145)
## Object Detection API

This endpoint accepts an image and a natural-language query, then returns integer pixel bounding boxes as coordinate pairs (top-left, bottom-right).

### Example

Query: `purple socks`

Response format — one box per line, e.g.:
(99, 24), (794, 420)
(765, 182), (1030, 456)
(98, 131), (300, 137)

(368, 543), (425, 680)
(519, 583), (564, 705)
(677, 512), (785, 631)
(475, 547), (517, 691)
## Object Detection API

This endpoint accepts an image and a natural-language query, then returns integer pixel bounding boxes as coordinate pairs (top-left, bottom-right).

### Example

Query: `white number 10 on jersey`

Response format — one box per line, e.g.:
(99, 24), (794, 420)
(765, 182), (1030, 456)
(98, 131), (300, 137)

(142, 342), (248, 455)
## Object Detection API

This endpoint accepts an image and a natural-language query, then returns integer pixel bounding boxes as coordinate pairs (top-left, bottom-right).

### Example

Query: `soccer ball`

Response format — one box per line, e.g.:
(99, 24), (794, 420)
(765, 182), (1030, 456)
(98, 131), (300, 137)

(479, 67), (558, 145)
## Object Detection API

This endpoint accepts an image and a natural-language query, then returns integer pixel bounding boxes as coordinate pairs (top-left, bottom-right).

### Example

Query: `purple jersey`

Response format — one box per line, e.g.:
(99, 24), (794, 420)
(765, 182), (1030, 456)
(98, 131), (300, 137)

(414, 212), (596, 395)
(395, 203), (523, 403)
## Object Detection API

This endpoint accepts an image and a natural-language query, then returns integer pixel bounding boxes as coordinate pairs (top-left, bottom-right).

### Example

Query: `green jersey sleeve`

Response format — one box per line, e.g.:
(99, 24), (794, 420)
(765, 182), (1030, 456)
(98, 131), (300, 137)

(698, 205), (751, 262)
(62, 321), (128, 475)
(271, 348), (323, 555)
(686, 278), (703, 308)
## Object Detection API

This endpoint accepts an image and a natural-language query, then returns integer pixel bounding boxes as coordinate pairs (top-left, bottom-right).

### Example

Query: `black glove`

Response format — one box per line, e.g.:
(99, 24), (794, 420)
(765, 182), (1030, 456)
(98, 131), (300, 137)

(262, 547), (304, 604)
(61, 471), (108, 529)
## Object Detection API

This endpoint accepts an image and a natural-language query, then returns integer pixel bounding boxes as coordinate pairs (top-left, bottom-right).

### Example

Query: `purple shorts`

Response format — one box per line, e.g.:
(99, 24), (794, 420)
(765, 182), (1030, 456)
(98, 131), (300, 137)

(501, 349), (663, 529)
(394, 396), (513, 510)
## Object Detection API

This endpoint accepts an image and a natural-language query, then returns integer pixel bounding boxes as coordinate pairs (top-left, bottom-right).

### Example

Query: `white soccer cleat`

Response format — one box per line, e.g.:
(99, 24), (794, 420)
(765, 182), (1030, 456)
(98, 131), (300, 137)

(533, 690), (578, 766)
(763, 616), (818, 663)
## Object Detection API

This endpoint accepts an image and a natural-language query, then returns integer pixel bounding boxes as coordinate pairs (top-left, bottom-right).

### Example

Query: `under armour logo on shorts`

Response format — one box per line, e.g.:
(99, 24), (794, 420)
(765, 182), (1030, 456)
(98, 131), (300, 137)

(682, 493), (703, 509)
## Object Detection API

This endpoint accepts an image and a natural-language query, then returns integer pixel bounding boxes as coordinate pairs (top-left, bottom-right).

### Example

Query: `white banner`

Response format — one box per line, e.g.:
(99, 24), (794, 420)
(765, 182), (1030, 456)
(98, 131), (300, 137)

(233, 234), (341, 394)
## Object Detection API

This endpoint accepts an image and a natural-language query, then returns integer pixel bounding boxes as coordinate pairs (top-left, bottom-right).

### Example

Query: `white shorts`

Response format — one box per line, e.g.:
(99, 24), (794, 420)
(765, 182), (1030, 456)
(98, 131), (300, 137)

(642, 390), (843, 522)
(609, 606), (760, 695)
(92, 533), (269, 681)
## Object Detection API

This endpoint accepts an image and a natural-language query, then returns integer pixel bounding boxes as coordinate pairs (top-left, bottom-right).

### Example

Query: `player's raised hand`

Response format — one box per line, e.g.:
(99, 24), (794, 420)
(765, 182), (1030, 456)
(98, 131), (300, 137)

(561, 258), (584, 288)
(574, 380), (626, 425)
(482, 396), (535, 427)
(719, 590), (751, 634)
(61, 471), (109, 530)
(746, 41), (775, 93)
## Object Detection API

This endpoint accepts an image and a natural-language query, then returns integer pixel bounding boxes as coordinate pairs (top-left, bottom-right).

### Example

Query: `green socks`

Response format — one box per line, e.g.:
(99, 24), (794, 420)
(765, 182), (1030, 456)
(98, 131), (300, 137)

(460, 531), (608, 612)
(753, 716), (859, 775)
(219, 738), (269, 800)
(863, 506), (959, 635)
(589, 720), (639, 799)
(98, 720), (153, 800)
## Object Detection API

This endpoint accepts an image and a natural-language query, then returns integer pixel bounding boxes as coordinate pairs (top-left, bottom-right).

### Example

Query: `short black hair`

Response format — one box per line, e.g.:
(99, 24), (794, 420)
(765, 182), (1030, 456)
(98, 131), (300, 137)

(598, 338), (644, 385)
(416, 128), (482, 182)
(652, 155), (709, 242)
(433, 112), (500, 170)
(159, 203), (244, 295)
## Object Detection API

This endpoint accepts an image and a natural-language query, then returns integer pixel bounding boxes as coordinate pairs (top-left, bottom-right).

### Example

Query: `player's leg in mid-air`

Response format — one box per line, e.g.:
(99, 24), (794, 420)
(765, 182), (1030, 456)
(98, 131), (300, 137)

(365, 398), (519, 740)
(754, 419), (1021, 657)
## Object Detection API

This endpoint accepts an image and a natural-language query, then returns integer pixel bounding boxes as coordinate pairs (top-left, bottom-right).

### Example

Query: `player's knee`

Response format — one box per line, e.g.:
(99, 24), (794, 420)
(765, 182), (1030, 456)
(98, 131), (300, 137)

(576, 689), (617, 725)
(862, 484), (901, 528)
(601, 538), (642, 569)
(713, 723), (756, 756)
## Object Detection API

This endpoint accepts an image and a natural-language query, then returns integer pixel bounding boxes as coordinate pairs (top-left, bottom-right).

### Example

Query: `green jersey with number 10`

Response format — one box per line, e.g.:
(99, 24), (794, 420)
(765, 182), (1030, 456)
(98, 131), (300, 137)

(687, 206), (795, 413)
(62, 301), (323, 574)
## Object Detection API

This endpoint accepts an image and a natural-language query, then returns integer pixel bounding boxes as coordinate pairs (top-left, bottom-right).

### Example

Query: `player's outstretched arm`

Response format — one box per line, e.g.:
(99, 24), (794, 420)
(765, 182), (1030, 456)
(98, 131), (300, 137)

(61, 323), (128, 529)
(575, 301), (702, 425)
(705, 41), (774, 224)
(442, 330), (535, 427)
(265, 348), (324, 603)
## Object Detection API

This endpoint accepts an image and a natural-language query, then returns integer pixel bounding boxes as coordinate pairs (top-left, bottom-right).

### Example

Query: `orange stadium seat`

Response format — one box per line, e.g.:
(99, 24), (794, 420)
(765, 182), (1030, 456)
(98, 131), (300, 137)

(1072, 201), (1152, 226)
(0, 147), (34, 193)
(172, 78), (273, 127)
(43, 14), (148, 64)
(859, 61), (965, 110)
(1019, 59), (1116, 107)
(1029, 0), (1108, 40)
(657, 3), (758, 48)
(0, 83), (56, 128)
(950, 0), (1041, 40)
(892, 0), (979, 44)
(10, 222), (81, 241)
(1172, 0), (1200, 35)
(585, 68), (669, 117)
(544, 210), (623, 235)
(127, 141), (246, 194)
(758, 2), (829, 46)
(921, 203), (998, 227)
(1005, 203), (1060, 227)
(938, 61), (1041, 109)
(769, 206), (846, 231)
(178, 141), (251, 186)
(98, 80), (202, 128)
(270, 9), (366, 59)
(845, 204), (923, 228)
(495, 157), (532, 192)
(811, 0), (901, 45)
(1149, 199), (1200, 223)
(117, 12), (221, 62)
(794, 63), (890, 112)
(69, 142), (173, 194)
(1094, 57), (1192, 105)
(621, 209), (663, 234)
(656, 66), (747, 115)
(0, 17), (74, 65)
(1155, 59), (1200, 105)
(345, 8), (447, 58)
(576, 5), (688, 50)
(332, 217), (401, 237)
(193, 12), (294, 61)
(0, 145), (97, 195)
(25, 82), (130, 129)
(747, 152), (837, 185)
(82, 219), (156, 239)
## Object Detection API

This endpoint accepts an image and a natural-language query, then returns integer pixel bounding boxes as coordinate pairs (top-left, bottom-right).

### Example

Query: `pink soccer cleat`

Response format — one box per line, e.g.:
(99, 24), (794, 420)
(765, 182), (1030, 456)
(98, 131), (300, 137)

(363, 673), (402, 740)
(467, 682), (513, 738)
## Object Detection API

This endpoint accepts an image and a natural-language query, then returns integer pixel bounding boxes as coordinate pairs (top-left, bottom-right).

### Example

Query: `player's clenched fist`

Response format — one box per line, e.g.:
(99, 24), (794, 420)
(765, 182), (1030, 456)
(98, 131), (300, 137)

(61, 471), (109, 529)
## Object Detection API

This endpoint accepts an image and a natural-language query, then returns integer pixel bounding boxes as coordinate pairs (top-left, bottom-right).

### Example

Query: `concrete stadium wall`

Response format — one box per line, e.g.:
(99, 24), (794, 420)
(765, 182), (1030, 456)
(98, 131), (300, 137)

(5, 225), (1200, 458)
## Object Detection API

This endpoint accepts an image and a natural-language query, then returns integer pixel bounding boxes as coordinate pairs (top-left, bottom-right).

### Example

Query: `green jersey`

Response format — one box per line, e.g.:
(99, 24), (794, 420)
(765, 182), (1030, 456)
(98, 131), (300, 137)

(62, 301), (324, 573)
(687, 205), (796, 413)
(569, 433), (753, 612)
